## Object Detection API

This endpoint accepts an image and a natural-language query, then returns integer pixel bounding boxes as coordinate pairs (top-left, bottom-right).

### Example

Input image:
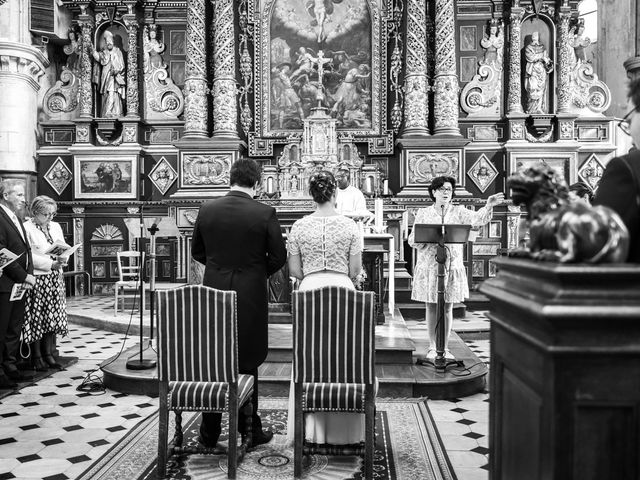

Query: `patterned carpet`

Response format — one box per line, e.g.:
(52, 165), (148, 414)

(77, 398), (457, 480)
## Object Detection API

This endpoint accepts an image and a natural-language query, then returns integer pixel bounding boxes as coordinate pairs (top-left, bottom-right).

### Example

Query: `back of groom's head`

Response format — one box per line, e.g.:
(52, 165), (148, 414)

(230, 158), (261, 188)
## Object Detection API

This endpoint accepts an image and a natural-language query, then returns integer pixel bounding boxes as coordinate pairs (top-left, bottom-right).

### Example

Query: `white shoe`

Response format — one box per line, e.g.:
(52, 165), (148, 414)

(425, 349), (437, 361)
(444, 349), (455, 360)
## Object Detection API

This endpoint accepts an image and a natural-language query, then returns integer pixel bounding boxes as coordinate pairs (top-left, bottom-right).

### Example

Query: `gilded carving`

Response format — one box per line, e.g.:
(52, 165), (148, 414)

(402, 0), (429, 135)
(44, 157), (72, 195)
(212, 0), (239, 136)
(183, 0), (209, 136)
(389, 0), (404, 134)
(467, 154), (498, 193)
(73, 214), (85, 294)
(578, 154), (605, 192)
(182, 154), (231, 186)
(43, 27), (82, 116)
(556, 9), (572, 113)
(78, 16), (94, 118)
(559, 120), (573, 139)
(238, 0), (254, 137)
(408, 152), (459, 184)
(124, 15), (139, 117)
(510, 121), (524, 140)
(76, 125), (90, 142)
(433, 0), (459, 133)
(91, 224), (124, 240)
(460, 19), (504, 117)
(123, 124), (137, 143)
(142, 24), (185, 119)
(506, 7), (524, 114)
(149, 156), (178, 195)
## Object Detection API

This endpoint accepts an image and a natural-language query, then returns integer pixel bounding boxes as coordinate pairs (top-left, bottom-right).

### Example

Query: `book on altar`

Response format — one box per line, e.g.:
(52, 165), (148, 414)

(44, 241), (81, 258)
(10, 283), (27, 302)
(0, 248), (21, 269)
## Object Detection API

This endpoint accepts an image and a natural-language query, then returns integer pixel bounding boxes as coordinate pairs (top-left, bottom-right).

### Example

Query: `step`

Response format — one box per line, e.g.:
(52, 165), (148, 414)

(398, 302), (467, 320)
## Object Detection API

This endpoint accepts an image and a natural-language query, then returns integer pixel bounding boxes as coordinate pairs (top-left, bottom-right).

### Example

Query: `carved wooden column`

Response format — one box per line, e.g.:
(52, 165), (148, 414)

(506, 5), (525, 115)
(123, 11), (140, 118)
(212, 0), (239, 138)
(556, 5), (572, 114)
(433, 0), (460, 135)
(401, 0), (429, 136)
(78, 12), (94, 119)
(183, 0), (208, 137)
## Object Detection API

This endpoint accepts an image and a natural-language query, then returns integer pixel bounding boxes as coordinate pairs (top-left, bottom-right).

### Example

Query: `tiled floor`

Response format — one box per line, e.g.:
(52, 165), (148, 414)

(0, 316), (491, 480)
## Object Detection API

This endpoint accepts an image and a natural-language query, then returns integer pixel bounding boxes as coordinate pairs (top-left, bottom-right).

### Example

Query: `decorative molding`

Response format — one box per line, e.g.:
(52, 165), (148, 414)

(506, 7), (525, 114)
(180, 153), (231, 187)
(433, 0), (459, 133)
(556, 8), (572, 113)
(389, 0), (404, 134)
(0, 42), (49, 90)
(408, 152), (460, 184)
(237, 0), (254, 137)
(124, 15), (140, 117)
(44, 157), (72, 195)
(43, 69), (80, 115)
(149, 156), (178, 195)
(212, 0), (239, 137)
(402, 0), (429, 135)
(578, 153), (605, 192)
(78, 15), (94, 118)
(467, 154), (498, 193)
(91, 224), (124, 240)
(183, 0), (209, 136)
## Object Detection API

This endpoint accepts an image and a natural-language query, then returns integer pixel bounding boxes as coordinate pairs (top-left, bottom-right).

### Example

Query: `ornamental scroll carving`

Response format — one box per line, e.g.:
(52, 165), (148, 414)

(460, 20), (504, 117)
(408, 152), (459, 184)
(142, 24), (185, 119)
(43, 28), (82, 117)
(182, 154), (231, 186)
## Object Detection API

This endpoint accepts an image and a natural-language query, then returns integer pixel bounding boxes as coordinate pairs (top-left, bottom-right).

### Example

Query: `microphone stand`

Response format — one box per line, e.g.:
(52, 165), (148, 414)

(433, 205), (447, 370)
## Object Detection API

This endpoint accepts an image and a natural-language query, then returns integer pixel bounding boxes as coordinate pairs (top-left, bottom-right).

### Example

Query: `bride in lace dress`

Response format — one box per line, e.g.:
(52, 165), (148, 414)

(285, 170), (364, 445)
(408, 175), (503, 361)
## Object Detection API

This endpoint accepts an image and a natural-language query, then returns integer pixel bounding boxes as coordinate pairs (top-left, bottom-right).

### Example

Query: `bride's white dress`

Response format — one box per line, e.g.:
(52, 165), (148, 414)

(285, 214), (364, 445)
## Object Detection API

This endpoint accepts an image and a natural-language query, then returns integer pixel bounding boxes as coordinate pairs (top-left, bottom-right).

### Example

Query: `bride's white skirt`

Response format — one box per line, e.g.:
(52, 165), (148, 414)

(285, 271), (364, 445)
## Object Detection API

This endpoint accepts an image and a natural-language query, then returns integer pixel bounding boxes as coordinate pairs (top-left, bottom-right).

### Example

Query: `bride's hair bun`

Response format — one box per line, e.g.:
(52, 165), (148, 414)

(309, 170), (337, 204)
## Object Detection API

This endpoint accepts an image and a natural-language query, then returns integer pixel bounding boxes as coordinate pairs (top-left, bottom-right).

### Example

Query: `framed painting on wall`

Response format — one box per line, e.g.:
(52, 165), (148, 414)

(74, 155), (138, 200)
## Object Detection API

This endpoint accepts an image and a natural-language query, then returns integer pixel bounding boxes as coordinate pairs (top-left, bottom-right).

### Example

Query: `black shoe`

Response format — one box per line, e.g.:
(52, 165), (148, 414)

(197, 430), (219, 449)
(44, 355), (63, 370)
(252, 429), (273, 446)
(5, 369), (23, 381)
(0, 374), (17, 389)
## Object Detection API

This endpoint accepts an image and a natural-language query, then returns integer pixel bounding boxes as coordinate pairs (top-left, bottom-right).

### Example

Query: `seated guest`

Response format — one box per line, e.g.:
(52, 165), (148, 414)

(23, 196), (68, 370)
(0, 179), (35, 389)
(594, 77), (640, 263)
(335, 169), (373, 217)
(286, 170), (364, 445)
(568, 182), (594, 205)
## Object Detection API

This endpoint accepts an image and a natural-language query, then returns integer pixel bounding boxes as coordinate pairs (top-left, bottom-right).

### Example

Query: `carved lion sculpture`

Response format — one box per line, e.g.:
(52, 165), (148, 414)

(507, 165), (629, 263)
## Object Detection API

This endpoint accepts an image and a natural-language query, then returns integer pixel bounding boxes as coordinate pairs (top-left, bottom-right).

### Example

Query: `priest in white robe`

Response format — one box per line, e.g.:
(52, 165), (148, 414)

(335, 169), (373, 218)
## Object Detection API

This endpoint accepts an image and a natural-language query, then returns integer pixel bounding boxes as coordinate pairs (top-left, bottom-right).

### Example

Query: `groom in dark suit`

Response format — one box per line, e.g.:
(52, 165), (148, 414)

(0, 179), (35, 389)
(191, 158), (287, 448)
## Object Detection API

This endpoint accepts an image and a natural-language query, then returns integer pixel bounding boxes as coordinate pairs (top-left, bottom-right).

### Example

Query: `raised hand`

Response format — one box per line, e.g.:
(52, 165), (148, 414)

(487, 192), (505, 208)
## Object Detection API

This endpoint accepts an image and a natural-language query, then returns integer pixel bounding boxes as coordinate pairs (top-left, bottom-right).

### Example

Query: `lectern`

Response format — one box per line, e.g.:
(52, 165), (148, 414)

(413, 223), (470, 371)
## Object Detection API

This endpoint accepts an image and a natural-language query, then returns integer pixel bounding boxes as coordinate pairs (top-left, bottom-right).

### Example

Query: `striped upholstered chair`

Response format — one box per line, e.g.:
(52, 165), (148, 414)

(292, 286), (377, 479)
(156, 285), (254, 479)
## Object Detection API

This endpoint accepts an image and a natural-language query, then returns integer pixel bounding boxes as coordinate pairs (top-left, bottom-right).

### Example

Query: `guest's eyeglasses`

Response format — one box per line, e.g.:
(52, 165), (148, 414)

(437, 187), (453, 193)
(619, 108), (638, 136)
(39, 211), (56, 218)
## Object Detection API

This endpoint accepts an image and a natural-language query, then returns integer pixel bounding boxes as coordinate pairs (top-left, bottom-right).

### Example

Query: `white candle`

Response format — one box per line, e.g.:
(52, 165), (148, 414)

(358, 221), (365, 249)
(266, 177), (274, 194)
(375, 198), (383, 232)
(365, 176), (374, 195)
(382, 179), (389, 196)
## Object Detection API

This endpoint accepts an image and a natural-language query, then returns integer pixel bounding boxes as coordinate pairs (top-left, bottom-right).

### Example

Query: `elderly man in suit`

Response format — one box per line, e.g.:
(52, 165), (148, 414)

(191, 158), (287, 448)
(594, 77), (640, 263)
(0, 179), (35, 389)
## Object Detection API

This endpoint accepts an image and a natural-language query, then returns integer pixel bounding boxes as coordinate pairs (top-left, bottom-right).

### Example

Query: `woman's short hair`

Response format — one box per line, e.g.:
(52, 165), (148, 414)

(428, 176), (457, 201)
(309, 170), (337, 204)
(30, 195), (57, 216)
(569, 182), (594, 202)
(229, 158), (261, 188)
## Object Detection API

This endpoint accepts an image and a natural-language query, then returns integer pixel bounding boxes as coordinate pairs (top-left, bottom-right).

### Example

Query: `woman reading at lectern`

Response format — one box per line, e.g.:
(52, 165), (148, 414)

(408, 176), (504, 361)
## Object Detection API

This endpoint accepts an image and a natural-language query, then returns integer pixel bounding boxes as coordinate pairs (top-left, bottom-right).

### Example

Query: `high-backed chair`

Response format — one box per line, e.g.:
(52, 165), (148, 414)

(292, 286), (377, 479)
(114, 251), (146, 316)
(156, 285), (254, 479)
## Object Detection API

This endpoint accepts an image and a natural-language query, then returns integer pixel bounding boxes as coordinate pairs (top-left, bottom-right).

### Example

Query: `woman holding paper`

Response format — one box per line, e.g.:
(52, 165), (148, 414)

(408, 176), (503, 361)
(22, 196), (68, 370)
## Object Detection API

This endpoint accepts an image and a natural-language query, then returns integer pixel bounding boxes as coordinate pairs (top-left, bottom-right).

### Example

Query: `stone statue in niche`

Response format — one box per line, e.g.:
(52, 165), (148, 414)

(92, 30), (126, 118)
(42, 27), (83, 116)
(460, 18), (504, 117)
(142, 24), (185, 119)
(568, 21), (591, 67)
(524, 31), (554, 114)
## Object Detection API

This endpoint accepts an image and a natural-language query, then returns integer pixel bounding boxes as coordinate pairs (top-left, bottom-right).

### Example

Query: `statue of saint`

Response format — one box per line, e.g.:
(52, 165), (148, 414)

(143, 25), (166, 73)
(480, 21), (503, 66)
(568, 21), (591, 67)
(63, 28), (82, 73)
(524, 31), (554, 114)
(92, 30), (126, 118)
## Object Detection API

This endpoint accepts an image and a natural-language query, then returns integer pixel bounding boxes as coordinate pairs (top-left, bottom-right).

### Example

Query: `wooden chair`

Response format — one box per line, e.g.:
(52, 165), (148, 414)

(114, 251), (146, 316)
(156, 285), (254, 479)
(292, 286), (377, 479)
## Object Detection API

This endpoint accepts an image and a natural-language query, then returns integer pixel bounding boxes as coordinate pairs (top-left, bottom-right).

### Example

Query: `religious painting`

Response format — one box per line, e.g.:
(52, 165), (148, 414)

(459, 25), (477, 52)
(110, 261), (120, 278)
(74, 155), (138, 199)
(93, 282), (115, 296)
(264, 0), (377, 133)
(488, 260), (497, 277)
(511, 156), (570, 184)
(170, 61), (185, 87)
(489, 221), (502, 238)
(467, 154), (498, 193)
(460, 57), (477, 83)
(162, 260), (172, 278)
(170, 30), (186, 56)
(472, 243), (500, 256)
(91, 244), (123, 257)
(472, 260), (485, 278)
(92, 261), (106, 279)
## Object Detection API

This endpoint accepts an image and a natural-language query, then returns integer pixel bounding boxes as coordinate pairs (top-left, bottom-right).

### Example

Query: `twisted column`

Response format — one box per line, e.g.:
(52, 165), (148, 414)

(183, 0), (208, 137)
(123, 15), (139, 118)
(433, 0), (460, 134)
(78, 14), (94, 119)
(506, 6), (525, 114)
(212, 0), (239, 138)
(401, 0), (429, 136)
(556, 7), (572, 113)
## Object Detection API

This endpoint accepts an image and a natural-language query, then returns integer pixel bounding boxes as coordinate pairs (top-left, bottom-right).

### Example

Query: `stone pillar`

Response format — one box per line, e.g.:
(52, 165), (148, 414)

(183, 0), (208, 137)
(401, 0), (429, 136)
(123, 12), (140, 119)
(506, 5), (525, 114)
(0, 42), (49, 175)
(78, 13), (94, 119)
(556, 6), (572, 113)
(212, 0), (239, 138)
(433, 0), (460, 135)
